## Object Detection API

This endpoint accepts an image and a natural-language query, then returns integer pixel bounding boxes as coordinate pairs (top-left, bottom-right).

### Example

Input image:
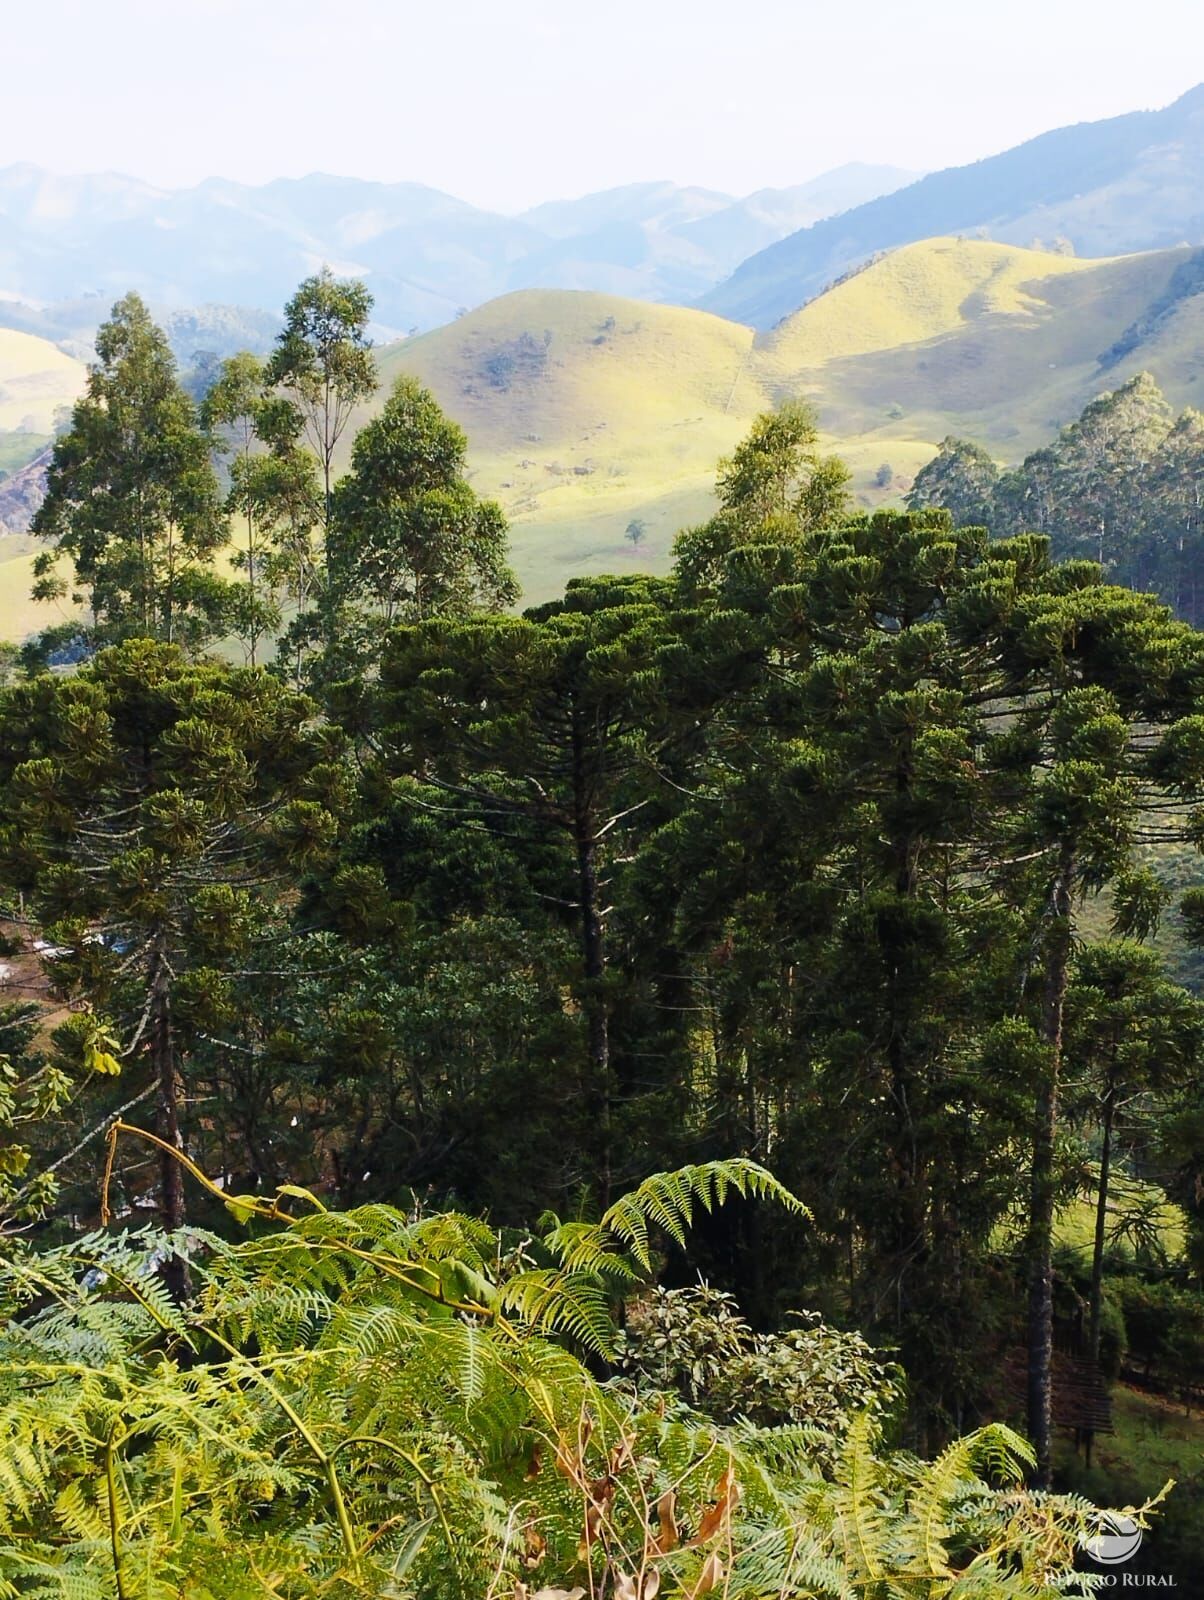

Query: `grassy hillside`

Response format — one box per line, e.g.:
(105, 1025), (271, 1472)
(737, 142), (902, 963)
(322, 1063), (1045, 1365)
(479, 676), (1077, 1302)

(700, 82), (1204, 328)
(1061, 1387), (1204, 1590)
(365, 239), (1204, 600)
(0, 329), (85, 433)
(371, 290), (767, 597)
(7, 236), (1204, 630)
(761, 238), (1199, 456)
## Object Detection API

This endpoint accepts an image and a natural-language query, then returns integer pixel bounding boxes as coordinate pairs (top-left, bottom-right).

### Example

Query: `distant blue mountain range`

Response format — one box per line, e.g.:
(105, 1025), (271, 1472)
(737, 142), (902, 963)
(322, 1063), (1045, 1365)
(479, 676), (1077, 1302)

(0, 162), (916, 337)
(701, 84), (1204, 327)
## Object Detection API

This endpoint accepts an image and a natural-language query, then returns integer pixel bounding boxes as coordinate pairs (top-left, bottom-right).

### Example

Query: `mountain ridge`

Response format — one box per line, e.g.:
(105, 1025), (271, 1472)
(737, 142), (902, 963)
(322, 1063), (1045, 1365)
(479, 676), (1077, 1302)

(349, 237), (1204, 601)
(0, 162), (916, 337)
(700, 83), (1204, 327)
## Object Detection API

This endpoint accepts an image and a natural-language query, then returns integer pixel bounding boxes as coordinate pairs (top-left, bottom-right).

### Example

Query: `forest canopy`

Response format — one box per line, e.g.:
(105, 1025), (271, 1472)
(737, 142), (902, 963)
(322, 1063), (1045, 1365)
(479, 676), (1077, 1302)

(0, 283), (1202, 1593)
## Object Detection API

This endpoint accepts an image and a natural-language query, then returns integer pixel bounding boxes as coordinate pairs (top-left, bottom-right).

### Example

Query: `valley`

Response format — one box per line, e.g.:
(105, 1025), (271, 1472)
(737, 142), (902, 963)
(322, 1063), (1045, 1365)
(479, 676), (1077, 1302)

(373, 236), (1204, 599)
(7, 234), (1204, 617)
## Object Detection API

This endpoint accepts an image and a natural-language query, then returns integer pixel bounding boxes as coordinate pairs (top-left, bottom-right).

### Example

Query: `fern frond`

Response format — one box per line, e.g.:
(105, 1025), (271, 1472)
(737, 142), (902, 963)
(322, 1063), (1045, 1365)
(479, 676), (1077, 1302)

(500, 1269), (615, 1357)
(597, 1159), (806, 1271)
(831, 1414), (886, 1583)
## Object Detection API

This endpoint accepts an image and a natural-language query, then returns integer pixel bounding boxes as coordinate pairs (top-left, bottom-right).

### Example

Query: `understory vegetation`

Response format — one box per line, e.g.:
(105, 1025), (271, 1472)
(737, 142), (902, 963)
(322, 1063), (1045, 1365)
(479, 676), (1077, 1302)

(0, 277), (1202, 1594)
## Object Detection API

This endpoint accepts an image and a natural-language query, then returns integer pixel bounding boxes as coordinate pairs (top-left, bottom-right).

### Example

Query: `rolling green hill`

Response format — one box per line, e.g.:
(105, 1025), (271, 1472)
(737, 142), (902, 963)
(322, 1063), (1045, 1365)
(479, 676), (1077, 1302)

(759, 237), (1204, 458)
(701, 82), (1204, 328)
(369, 290), (765, 593)
(367, 238), (1204, 599)
(0, 328), (84, 434)
(8, 234), (1204, 631)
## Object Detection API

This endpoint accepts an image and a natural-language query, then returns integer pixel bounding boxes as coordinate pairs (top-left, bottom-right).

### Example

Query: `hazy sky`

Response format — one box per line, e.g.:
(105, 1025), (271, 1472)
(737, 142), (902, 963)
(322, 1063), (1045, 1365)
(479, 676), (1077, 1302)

(6, 0), (1203, 210)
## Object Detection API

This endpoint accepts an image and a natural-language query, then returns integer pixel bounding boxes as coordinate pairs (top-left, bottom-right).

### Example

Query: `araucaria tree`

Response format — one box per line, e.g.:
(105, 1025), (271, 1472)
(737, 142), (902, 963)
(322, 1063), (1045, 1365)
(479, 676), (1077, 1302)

(0, 642), (337, 1289)
(32, 294), (228, 651)
(375, 576), (699, 1202)
(4, 367), (1204, 1568)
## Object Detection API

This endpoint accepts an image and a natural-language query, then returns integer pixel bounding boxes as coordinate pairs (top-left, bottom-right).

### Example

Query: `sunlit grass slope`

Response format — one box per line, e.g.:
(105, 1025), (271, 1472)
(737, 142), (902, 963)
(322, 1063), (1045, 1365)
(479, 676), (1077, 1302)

(7, 238), (1204, 631)
(765, 236), (1098, 367)
(371, 290), (768, 599)
(364, 242), (1204, 602)
(0, 329), (85, 432)
(1054, 1171), (1188, 1268)
(760, 238), (1196, 455)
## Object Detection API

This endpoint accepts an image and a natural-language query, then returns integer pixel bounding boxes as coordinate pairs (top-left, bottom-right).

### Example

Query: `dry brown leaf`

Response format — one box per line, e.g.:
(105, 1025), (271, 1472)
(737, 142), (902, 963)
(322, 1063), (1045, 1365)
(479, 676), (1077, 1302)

(577, 1498), (606, 1564)
(554, 1433), (580, 1486)
(653, 1489), (679, 1554)
(522, 1522), (547, 1568)
(531, 1589), (586, 1600)
(588, 1473), (615, 1510)
(688, 1553), (725, 1598)
(689, 1464), (740, 1547)
(613, 1575), (660, 1600)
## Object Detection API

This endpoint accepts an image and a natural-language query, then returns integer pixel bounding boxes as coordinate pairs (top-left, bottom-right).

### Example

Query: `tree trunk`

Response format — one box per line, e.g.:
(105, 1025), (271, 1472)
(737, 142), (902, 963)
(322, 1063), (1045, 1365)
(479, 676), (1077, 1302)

(1088, 1068), (1118, 1364)
(247, 505), (257, 669)
(574, 820), (610, 1203)
(150, 942), (190, 1300)
(571, 725), (610, 1204)
(1027, 844), (1075, 1487)
(884, 757), (926, 1341)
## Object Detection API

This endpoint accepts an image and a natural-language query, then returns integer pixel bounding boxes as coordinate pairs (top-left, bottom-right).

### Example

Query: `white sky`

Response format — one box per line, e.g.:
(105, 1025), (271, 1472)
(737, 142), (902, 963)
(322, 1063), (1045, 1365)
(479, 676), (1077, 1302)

(5, 0), (1202, 211)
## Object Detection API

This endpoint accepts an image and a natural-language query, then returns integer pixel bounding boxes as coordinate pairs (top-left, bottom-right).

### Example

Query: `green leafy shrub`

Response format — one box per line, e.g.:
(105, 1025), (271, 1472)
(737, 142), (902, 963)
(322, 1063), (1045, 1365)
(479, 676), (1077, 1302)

(614, 1283), (901, 1446)
(1113, 1277), (1204, 1400)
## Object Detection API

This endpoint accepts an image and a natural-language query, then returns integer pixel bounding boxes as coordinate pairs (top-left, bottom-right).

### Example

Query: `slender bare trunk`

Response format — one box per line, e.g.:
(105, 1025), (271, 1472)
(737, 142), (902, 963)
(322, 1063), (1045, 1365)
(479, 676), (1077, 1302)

(247, 504), (257, 669)
(571, 719), (610, 1204)
(151, 939), (190, 1301)
(1088, 1067), (1117, 1363)
(1027, 843), (1075, 1486)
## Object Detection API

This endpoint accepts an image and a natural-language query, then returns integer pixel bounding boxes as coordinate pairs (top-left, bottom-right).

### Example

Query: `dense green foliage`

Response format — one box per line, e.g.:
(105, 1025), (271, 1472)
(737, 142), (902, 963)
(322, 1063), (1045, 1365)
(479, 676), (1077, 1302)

(29, 278), (510, 686)
(0, 1156), (1149, 1599)
(31, 294), (227, 652)
(909, 374), (1204, 624)
(5, 276), (1204, 1586)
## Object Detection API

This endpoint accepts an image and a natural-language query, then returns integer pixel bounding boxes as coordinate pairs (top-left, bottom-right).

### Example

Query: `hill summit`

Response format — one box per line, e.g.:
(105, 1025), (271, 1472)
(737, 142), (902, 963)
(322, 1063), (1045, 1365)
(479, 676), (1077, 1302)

(701, 83), (1204, 327)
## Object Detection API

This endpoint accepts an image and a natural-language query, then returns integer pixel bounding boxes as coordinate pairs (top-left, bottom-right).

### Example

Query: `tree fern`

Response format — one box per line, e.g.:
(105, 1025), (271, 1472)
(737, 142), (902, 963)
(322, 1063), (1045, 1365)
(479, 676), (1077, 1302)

(0, 1156), (1148, 1599)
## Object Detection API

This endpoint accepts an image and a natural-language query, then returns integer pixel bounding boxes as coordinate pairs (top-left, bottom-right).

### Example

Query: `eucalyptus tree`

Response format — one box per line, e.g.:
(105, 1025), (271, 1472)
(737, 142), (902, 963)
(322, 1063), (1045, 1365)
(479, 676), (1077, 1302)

(906, 436), (1000, 527)
(673, 399), (851, 591)
(1150, 407), (1204, 622)
(201, 351), (283, 665)
(261, 271), (377, 673)
(0, 642), (339, 1288)
(265, 269), (377, 529)
(322, 375), (518, 680)
(1041, 373), (1172, 573)
(31, 294), (228, 650)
